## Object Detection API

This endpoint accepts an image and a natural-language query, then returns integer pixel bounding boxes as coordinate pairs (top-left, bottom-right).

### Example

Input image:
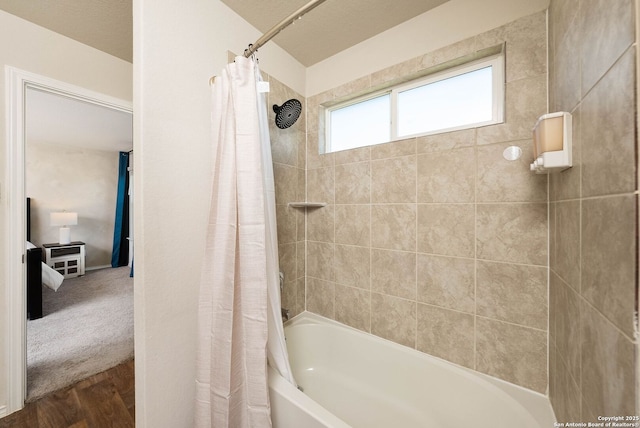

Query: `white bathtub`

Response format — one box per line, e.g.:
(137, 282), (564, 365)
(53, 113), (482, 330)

(269, 312), (556, 428)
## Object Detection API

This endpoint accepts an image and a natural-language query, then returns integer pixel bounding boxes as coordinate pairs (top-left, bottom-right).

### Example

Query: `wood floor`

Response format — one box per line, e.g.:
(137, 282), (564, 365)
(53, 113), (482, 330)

(0, 359), (135, 428)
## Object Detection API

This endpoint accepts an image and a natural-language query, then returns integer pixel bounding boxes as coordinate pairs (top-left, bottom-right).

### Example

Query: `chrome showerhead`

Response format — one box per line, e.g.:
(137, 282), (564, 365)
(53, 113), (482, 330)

(273, 99), (302, 129)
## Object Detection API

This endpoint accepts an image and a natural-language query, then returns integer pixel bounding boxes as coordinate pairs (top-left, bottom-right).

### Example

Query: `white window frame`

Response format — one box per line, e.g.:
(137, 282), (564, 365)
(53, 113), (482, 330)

(324, 53), (504, 153)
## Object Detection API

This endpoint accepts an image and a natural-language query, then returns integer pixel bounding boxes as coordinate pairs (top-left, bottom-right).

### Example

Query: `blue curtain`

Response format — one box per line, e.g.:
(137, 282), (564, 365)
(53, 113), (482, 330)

(111, 152), (130, 267)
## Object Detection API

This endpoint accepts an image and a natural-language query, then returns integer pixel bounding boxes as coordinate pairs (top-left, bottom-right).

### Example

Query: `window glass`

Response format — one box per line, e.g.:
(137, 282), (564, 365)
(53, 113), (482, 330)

(397, 66), (493, 137)
(328, 94), (390, 152)
(324, 53), (503, 153)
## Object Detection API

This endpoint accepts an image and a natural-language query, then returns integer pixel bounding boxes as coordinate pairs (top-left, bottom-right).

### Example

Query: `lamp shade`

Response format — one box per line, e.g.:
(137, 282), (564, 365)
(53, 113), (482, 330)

(50, 212), (78, 227)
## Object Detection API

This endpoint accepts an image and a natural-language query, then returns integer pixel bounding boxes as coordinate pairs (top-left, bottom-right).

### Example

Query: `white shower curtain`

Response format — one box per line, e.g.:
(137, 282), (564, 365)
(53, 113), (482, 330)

(195, 55), (294, 428)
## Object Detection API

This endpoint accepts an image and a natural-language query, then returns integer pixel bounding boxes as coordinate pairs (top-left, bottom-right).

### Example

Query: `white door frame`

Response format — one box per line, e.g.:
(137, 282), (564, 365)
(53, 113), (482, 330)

(4, 66), (133, 414)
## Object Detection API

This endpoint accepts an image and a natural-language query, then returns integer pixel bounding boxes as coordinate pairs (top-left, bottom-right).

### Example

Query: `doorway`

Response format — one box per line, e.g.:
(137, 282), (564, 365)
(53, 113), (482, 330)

(5, 67), (133, 412)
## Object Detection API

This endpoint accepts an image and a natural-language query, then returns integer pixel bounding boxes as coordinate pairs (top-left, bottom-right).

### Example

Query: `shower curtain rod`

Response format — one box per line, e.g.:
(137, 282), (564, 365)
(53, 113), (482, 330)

(208, 0), (328, 85)
(243, 0), (328, 58)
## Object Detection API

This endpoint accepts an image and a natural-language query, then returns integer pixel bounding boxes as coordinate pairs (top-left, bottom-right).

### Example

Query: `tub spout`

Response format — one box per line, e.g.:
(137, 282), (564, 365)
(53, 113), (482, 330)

(281, 308), (290, 322)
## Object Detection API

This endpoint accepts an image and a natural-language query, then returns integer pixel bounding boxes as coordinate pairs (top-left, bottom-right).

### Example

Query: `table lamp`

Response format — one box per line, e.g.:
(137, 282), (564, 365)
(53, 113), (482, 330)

(50, 212), (78, 245)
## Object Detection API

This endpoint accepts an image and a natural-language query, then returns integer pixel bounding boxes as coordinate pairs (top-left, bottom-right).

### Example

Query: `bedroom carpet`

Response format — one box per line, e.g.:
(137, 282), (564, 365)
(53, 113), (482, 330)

(26, 266), (134, 402)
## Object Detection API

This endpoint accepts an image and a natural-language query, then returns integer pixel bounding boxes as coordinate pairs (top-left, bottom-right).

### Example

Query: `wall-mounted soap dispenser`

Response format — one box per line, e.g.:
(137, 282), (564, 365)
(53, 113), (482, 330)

(530, 112), (572, 174)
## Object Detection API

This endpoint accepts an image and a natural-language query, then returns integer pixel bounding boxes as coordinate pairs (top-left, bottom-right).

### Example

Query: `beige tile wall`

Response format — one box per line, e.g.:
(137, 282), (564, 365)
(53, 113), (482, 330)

(304, 12), (549, 393)
(262, 71), (307, 318)
(548, 0), (638, 422)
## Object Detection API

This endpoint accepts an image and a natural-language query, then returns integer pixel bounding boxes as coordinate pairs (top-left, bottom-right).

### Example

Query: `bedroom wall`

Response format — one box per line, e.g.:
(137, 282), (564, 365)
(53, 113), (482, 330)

(133, 1), (305, 426)
(0, 9), (132, 416)
(26, 142), (120, 269)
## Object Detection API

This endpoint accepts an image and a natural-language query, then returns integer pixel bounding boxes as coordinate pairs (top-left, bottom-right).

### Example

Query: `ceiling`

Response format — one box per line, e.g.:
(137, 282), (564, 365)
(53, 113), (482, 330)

(0, 0), (449, 67)
(0, 0), (132, 63)
(221, 0), (450, 66)
(0, 0), (448, 151)
(26, 88), (133, 153)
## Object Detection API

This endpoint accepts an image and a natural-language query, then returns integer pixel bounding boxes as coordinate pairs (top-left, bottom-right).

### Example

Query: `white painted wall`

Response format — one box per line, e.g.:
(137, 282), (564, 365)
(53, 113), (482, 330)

(26, 143), (119, 268)
(306, 0), (550, 96)
(0, 10), (132, 415)
(132, 1), (304, 426)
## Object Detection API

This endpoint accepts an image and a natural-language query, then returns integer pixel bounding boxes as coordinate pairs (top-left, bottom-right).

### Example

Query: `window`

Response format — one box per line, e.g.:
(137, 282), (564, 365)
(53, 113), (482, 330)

(329, 94), (390, 151)
(325, 54), (504, 153)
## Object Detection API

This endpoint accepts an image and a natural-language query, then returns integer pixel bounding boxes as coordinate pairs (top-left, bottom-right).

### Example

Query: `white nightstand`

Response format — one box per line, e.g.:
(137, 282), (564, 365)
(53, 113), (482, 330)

(43, 241), (86, 279)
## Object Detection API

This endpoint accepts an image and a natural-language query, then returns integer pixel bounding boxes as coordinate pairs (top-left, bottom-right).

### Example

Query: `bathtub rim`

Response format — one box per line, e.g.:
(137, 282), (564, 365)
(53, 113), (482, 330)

(268, 365), (352, 428)
(283, 311), (557, 427)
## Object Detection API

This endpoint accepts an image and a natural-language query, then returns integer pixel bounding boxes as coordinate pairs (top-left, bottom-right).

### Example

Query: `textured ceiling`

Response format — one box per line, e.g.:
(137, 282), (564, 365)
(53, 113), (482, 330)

(0, 0), (132, 62)
(0, 0), (449, 66)
(2, 1), (447, 151)
(222, 0), (450, 66)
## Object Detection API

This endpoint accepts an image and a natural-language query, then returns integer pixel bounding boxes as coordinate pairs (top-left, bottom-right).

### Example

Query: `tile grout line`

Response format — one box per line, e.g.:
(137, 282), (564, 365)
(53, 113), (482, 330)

(577, 26), (583, 411)
(474, 131), (478, 372)
(332, 153), (336, 321)
(414, 140), (418, 351)
(369, 147), (373, 334)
